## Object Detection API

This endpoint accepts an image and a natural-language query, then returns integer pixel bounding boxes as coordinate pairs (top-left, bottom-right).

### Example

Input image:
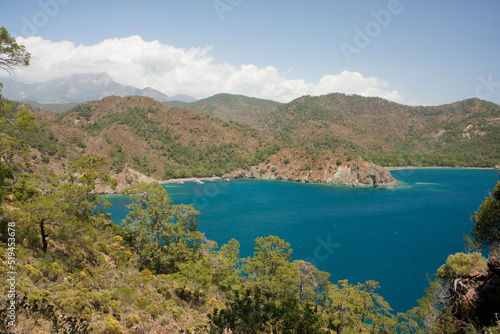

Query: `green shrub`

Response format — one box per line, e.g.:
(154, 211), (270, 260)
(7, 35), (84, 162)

(103, 317), (123, 334)
(157, 285), (172, 299)
(437, 252), (488, 279)
(126, 315), (141, 328)
(27, 289), (50, 304)
(145, 302), (162, 319)
(24, 264), (40, 281)
(110, 300), (121, 320)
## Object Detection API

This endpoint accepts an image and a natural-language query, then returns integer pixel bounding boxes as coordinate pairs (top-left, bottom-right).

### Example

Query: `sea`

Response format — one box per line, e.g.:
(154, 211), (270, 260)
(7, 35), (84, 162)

(104, 168), (500, 314)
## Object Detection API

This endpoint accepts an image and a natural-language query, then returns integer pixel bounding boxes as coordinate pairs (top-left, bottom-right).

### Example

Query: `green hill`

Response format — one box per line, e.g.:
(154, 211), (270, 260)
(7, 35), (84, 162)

(163, 93), (283, 128)
(257, 94), (500, 167)
(28, 92), (500, 167)
(5, 95), (281, 182)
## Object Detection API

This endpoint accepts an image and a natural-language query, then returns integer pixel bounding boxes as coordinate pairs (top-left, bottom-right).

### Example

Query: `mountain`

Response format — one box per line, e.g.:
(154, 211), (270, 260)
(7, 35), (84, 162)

(163, 93), (282, 127)
(28, 95), (281, 182)
(258, 93), (499, 147)
(167, 94), (198, 103)
(0, 72), (170, 104)
(7, 95), (399, 191)
(164, 92), (500, 167)
(187, 93), (499, 167)
(5, 89), (500, 175)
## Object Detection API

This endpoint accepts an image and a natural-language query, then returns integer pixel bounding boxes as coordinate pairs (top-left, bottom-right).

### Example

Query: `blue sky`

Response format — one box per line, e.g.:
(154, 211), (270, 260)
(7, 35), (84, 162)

(1, 0), (499, 105)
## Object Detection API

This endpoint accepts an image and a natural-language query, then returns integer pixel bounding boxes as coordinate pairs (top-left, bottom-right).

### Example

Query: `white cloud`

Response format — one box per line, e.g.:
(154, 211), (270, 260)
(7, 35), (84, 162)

(11, 35), (402, 103)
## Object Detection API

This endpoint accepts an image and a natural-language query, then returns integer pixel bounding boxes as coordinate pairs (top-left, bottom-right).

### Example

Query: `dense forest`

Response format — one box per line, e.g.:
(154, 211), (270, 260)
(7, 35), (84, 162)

(1, 27), (500, 333)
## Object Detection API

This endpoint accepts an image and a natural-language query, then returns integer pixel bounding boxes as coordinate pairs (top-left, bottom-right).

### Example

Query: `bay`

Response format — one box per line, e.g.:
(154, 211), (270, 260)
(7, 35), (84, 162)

(104, 168), (500, 313)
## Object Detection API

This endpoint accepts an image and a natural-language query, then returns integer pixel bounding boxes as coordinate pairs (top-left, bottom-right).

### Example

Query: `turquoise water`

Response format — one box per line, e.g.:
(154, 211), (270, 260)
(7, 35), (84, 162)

(104, 169), (500, 313)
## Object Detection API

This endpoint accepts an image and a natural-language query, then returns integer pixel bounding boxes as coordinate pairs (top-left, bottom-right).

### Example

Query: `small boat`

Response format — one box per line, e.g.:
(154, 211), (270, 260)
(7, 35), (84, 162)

(208, 179), (215, 182)
(223, 178), (230, 182)
(177, 181), (184, 185)
(195, 180), (204, 184)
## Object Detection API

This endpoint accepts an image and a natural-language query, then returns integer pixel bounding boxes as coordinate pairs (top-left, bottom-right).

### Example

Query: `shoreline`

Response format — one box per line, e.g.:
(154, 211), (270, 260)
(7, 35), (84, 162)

(158, 166), (498, 185)
(102, 167), (497, 194)
(158, 176), (223, 184)
(386, 166), (497, 171)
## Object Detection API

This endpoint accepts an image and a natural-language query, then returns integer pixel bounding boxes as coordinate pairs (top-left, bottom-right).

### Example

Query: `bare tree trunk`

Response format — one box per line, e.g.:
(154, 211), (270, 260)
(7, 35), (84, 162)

(40, 219), (48, 253)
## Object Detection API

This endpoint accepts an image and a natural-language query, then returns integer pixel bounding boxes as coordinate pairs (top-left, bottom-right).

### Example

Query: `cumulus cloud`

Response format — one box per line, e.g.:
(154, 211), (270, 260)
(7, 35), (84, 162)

(11, 35), (401, 103)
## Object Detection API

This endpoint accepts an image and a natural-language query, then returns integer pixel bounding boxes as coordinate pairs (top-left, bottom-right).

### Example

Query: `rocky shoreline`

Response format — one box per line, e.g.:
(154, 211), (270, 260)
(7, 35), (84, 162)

(94, 149), (402, 193)
(223, 148), (400, 188)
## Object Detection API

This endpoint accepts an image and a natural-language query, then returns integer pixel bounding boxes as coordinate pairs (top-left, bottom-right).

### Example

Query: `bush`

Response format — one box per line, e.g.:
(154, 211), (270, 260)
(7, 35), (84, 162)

(437, 252), (488, 279)
(103, 317), (123, 334)
(146, 302), (162, 319)
(110, 300), (121, 320)
(125, 315), (141, 328)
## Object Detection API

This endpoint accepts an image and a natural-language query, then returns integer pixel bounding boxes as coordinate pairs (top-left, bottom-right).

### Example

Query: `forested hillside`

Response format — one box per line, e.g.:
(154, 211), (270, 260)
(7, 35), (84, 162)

(8, 95), (281, 182)
(163, 93), (282, 128)
(18, 90), (500, 168)
(166, 93), (500, 167)
(258, 94), (500, 167)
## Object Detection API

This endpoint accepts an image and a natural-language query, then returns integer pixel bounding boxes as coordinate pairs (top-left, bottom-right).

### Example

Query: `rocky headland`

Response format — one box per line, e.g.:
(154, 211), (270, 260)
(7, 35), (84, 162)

(223, 148), (400, 188)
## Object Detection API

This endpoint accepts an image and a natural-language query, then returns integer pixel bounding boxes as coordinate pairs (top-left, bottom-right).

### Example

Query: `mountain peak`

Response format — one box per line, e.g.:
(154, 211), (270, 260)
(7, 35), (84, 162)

(0, 73), (169, 104)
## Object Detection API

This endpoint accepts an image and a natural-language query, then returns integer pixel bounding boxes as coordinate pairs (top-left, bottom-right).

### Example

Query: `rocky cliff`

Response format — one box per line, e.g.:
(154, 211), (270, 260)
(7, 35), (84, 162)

(453, 256), (500, 328)
(224, 148), (400, 188)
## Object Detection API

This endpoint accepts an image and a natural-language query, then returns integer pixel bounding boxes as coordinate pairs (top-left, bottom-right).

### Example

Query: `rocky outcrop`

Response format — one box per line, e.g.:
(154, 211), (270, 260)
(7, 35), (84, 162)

(223, 148), (399, 188)
(452, 256), (500, 328)
(95, 163), (155, 194)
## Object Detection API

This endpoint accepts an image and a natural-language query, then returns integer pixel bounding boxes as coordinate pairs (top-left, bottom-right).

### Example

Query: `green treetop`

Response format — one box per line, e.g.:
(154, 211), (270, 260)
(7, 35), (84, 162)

(0, 26), (30, 74)
(122, 182), (203, 274)
(471, 180), (500, 252)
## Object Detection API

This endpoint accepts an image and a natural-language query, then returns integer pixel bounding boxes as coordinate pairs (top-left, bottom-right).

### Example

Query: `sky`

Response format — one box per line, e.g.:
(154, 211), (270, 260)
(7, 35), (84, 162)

(1, 0), (499, 105)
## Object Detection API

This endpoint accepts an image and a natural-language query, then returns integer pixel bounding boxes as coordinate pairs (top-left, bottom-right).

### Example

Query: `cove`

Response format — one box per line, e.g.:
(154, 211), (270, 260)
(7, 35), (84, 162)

(104, 168), (500, 313)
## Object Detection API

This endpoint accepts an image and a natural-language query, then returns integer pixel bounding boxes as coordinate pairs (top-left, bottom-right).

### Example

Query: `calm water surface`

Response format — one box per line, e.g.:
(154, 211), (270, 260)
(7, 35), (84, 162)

(105, 168), (499, 313)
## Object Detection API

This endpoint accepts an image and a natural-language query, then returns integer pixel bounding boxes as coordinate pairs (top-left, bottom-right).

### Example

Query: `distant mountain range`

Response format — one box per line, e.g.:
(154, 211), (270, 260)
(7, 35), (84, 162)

(0, 73), (197, 104)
